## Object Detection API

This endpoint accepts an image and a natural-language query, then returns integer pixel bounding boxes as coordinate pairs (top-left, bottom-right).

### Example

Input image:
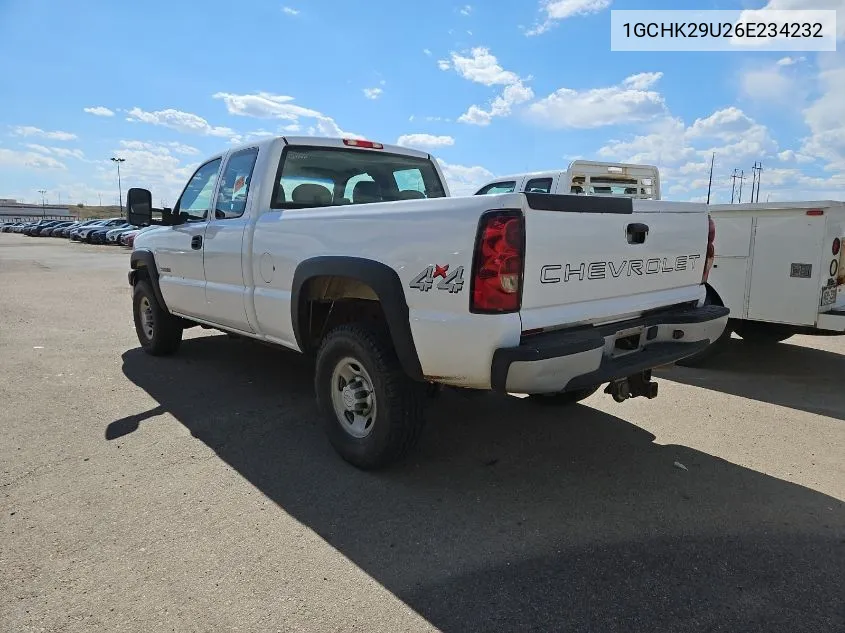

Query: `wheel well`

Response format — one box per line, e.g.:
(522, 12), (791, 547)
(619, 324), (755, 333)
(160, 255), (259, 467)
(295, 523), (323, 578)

(298, 276), (389, 352)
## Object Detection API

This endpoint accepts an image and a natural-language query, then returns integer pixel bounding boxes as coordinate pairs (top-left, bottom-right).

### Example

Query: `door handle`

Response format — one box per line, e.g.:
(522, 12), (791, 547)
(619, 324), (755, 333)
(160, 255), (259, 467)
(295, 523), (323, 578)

(191, 235), (203, 250)
(626, 223), (649, 245)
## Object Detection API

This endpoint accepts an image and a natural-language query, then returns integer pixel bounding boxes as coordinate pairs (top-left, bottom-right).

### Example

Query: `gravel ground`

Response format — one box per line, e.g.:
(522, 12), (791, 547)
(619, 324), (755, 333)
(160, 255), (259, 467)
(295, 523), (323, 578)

(1, 233), (843, 633)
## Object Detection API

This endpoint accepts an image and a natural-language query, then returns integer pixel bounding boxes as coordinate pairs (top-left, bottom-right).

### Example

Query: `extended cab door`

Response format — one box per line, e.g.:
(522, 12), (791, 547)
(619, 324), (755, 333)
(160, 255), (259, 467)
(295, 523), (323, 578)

(203, 147), (260, 332)
(155, 157), (222, 318)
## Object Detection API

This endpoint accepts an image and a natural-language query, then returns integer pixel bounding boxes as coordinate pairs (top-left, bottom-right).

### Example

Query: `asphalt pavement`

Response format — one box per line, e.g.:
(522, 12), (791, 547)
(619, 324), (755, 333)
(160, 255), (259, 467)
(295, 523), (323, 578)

(1, 233), (843, 632)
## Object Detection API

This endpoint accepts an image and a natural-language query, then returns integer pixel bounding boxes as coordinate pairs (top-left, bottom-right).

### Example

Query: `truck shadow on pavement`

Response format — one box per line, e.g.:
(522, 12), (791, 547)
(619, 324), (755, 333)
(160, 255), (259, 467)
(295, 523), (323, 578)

(111, 335), (844, 633)
(657, 336), (845, 421)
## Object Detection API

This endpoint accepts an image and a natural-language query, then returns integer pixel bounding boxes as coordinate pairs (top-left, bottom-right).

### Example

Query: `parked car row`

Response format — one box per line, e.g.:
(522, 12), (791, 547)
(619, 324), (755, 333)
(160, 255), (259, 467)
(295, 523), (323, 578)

(1, 218), (147, 247)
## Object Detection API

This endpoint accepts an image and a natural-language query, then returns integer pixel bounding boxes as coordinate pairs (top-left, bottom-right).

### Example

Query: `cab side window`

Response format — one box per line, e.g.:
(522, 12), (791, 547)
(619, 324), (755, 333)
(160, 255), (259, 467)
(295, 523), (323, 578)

(215, 149), (259, 219)
(475, 181), (516, 195)
(175, 158), (222, 221)
(525, 177), (552, 193)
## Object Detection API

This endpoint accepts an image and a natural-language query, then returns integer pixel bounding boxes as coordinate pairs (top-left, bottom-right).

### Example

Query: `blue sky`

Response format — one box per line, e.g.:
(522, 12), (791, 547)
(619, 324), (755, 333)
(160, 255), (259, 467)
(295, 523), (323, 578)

(1, 0), (843, 207)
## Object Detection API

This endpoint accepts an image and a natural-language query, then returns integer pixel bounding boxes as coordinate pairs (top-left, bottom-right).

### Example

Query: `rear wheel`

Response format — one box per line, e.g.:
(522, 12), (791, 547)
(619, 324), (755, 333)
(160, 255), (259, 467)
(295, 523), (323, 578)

(527, 385), (600, 405)
(734, 321), (794, 344)
(314, 323), (427, 470)
(133, 280), (183, 356)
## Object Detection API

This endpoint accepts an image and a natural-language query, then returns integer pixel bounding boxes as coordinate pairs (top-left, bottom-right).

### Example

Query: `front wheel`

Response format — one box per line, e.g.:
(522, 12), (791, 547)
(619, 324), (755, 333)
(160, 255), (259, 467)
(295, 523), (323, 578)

(132, 280), (183, 356)
(314, 323), (427, 470)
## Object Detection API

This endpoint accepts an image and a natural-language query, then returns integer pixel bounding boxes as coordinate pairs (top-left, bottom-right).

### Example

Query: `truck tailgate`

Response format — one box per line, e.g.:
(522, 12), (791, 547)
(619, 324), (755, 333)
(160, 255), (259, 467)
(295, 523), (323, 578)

(520, 194), (708, 328)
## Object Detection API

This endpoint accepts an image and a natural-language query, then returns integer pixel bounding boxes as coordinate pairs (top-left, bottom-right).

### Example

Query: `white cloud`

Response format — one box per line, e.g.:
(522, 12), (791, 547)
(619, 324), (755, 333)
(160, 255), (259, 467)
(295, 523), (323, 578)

(800, 59), (845, 170)
(437, 59), (451, 71)
(753, 0), (845, 38)
(25, 144), (85, 160)
(125, 107), (234, 137)
(212, 91), (360, 139)
(423, 48), (432, 56)
(444, 47), (534, 126)
(449, 47), (520, 86)
(458, 80), (534, 126)
(459, 4), (472, 15)
(597, 106), (781, 201)
(0, 148), (66, 170)
(213, 91), (322, 120)
(117, 140), (200, 156)
(282, 6), (299, 15)
(436, 158), (493, 196)
(527, 0), (612, 36)
(396, 134), (455, 149)
(776, 56), (805, 66)
(622, 72), (663, 90)
(83, 106), (115, 117)
(778, 149), (814, 163)
(11, 126), (77, 141)
(527, 73), (666, 129)
(363, 87), (383, 100)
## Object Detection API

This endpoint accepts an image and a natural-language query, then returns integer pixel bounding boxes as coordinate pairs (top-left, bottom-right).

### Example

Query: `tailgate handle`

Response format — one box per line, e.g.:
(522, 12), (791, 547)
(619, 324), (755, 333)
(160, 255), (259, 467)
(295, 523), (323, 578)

(191, 235), (203, 250)
(626, 223), (649, 245)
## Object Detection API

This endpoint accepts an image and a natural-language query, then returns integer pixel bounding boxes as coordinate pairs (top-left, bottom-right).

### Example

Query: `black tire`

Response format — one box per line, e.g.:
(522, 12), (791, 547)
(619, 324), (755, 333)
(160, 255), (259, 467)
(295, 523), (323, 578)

(314, 323), (427, 470)
(675, 289), (732, 367)
(527, 385), (601, 405)
(734, 321), (794, 344)
(132, 280), (183, 356)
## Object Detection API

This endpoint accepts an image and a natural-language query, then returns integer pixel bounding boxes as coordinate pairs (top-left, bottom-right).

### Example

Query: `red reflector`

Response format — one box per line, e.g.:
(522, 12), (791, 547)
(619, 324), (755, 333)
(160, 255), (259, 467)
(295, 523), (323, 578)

(343, 138), (383, 149)
(833, 238), (841, 256)
(470, 211), (524, 313)
(807, 208), (824, 216)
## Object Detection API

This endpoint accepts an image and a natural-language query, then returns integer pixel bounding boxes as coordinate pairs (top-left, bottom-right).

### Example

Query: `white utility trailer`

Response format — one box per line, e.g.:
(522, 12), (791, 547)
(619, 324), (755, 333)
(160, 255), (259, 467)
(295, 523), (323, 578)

(678, 200), (845, 365)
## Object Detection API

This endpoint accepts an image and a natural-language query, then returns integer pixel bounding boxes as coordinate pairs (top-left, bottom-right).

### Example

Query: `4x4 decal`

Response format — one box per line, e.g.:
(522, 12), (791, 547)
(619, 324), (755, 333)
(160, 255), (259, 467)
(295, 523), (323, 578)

(409, 264), (465, 293)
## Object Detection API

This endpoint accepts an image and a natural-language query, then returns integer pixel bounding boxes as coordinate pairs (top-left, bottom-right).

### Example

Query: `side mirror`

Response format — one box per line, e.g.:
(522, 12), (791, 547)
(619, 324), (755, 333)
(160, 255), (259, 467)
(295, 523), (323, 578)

(127, 188), (153, 227)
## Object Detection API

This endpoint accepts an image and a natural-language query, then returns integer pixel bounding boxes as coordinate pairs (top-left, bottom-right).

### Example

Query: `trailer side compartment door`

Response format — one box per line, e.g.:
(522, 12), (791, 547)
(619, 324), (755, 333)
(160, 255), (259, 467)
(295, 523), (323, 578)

(747, 215), (825, 325)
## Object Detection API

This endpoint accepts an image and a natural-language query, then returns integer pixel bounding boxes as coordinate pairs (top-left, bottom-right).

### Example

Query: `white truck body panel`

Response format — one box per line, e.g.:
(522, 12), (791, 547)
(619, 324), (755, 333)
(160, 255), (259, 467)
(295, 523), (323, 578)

(707, 201), (845, 331)
(133, 136), (725, 391)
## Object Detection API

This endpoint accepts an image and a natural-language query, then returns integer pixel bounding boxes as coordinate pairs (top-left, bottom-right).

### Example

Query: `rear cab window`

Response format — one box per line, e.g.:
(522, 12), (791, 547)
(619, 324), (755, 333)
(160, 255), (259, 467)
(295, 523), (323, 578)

(271, 146), (447, 208)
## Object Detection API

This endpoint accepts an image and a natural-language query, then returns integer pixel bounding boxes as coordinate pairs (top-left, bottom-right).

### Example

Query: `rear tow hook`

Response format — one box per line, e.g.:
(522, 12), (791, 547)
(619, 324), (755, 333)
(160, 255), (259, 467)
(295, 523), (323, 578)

(604, 370), (659, 402)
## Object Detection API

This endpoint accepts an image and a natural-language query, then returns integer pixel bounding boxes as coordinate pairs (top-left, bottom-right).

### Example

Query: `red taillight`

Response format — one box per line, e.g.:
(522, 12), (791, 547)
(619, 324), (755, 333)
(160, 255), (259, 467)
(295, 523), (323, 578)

(833, 238), (841, 256)
(702, 215), (716, 284)
(470, 210), (524, 313)
(342, 138), (383, 149)
(807, 208), (824, 216)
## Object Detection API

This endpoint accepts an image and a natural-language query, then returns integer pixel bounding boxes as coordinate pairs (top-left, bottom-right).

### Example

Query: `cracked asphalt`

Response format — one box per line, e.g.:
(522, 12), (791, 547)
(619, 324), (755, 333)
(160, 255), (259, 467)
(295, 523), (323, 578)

(1, 233), (843, 632)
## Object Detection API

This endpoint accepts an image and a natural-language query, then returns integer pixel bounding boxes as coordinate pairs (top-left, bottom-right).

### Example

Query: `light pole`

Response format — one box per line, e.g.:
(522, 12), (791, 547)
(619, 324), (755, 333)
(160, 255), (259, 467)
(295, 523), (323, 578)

(111, 157), (126, 217)
(38, 189), (47, 218)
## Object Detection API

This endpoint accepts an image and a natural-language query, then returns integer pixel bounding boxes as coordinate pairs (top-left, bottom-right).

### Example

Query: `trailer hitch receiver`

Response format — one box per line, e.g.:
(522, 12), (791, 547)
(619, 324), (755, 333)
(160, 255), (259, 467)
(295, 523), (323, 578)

(604, 370), (659, 403)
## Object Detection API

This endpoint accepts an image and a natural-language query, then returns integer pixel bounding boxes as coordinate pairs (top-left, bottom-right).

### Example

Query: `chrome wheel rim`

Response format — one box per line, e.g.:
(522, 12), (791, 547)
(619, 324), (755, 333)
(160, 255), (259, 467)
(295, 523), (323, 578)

(139, 296), (155, 340)
(330, 357), (376, 438)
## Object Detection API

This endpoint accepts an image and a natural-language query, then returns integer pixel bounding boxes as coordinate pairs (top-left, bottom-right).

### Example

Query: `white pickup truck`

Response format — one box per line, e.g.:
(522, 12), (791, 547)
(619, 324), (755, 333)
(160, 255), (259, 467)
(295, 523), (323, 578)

(126, 136), (727, 469)
(474, 160), (661, 200)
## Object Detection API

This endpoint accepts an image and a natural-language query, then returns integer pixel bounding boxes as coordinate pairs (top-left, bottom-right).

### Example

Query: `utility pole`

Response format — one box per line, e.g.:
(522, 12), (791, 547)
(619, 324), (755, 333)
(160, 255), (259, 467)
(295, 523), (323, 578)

(730, 169), (738, 204)
(706, 153), (715, 204)
(111, 157), (126, 218)
(738, 169), (746, 203)
(38, 189), (47, 218)
(754, 162), (763, 202)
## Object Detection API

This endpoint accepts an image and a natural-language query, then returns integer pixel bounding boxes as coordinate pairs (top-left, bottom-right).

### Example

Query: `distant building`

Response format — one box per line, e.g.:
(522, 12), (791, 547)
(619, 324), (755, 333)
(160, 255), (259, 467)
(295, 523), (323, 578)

(0, 200), (72, 221)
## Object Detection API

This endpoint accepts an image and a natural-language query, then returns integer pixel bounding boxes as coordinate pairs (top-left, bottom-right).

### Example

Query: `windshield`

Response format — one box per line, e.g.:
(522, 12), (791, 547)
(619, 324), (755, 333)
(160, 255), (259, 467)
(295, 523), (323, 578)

(271, 146), (446, 209)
